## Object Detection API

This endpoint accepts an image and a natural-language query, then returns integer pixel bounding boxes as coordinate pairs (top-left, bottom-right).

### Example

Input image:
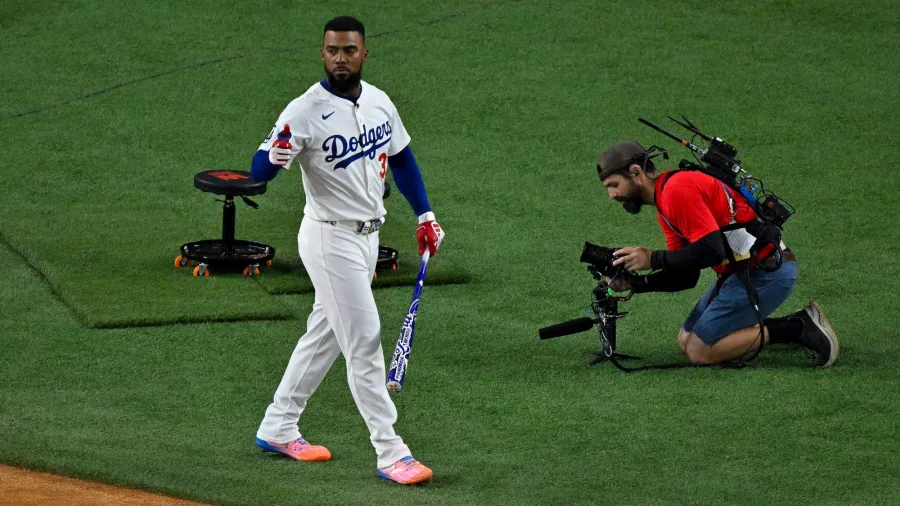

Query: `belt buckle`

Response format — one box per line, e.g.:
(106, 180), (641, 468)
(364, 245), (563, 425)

(357, 219), (383, 235)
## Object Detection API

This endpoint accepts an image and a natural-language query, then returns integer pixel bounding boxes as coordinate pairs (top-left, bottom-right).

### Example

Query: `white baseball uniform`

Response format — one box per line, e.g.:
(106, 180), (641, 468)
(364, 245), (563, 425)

(256, 80), (412, 468)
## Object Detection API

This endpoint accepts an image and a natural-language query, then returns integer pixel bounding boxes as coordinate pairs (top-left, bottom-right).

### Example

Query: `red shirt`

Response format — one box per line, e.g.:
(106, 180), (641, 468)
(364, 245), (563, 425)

(655, 170), (759, 274)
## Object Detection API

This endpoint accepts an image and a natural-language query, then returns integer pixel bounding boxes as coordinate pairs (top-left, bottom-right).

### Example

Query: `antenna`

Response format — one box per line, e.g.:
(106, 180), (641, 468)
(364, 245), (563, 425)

(668, 115), (712, 142)
(637, 117), (706, 156)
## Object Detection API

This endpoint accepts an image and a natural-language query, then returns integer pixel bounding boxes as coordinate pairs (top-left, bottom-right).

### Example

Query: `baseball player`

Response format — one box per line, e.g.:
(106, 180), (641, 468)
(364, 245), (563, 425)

(250, 16), (444, 485)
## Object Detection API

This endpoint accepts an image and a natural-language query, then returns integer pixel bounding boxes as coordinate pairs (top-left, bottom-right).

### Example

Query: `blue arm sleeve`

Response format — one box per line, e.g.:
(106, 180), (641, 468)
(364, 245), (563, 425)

(388, 146), (431, 216)
(250, 150), (280, 182)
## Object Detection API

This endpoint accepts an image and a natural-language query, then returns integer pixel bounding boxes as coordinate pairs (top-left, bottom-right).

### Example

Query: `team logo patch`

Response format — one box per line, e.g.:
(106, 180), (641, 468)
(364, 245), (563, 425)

(208, 171), (249, 181)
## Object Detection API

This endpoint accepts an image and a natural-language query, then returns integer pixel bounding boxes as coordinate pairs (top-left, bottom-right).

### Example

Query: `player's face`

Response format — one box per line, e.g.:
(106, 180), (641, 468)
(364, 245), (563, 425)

(322, 31), (368, 93)
(602, 171), (644, 215)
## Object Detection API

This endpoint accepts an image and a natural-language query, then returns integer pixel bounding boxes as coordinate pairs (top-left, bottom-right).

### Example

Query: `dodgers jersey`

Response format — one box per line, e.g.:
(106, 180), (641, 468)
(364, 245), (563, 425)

(258, 80), (411, 222)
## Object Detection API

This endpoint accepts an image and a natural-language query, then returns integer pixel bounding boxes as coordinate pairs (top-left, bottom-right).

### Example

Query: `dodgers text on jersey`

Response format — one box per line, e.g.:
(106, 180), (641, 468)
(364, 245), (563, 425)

(323, 120), (394, 170)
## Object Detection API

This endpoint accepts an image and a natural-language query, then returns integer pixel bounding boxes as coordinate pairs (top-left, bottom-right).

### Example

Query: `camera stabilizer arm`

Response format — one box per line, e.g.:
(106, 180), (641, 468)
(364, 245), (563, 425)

(586, 276), (641, 366)
(538, 265), (641, 366)
(539, 242), (747, 372)
(540, 265), (733, 372)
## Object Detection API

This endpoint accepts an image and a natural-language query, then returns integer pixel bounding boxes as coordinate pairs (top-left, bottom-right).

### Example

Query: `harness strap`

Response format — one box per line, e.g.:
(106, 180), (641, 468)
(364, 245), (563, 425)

(655, 171), (768, 364)
(656, 171), (737, 242)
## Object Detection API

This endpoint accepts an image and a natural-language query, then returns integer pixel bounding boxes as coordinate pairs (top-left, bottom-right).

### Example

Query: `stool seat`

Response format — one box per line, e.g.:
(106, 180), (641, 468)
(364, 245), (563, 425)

(194, 170), (267, 196)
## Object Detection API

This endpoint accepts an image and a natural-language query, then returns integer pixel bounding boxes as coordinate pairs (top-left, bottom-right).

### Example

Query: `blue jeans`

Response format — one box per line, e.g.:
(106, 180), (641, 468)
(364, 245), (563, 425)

(683, 260), (798, 346)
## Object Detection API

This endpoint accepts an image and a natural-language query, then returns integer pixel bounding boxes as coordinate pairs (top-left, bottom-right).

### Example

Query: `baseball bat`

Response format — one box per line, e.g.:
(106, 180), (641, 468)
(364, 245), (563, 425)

(386, 250), (431, 393)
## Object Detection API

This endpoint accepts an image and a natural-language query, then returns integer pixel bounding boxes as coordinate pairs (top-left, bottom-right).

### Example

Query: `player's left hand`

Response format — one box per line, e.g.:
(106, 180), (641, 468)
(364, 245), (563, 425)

(416, 212), (444, 256)
(612, 246), (652, 272)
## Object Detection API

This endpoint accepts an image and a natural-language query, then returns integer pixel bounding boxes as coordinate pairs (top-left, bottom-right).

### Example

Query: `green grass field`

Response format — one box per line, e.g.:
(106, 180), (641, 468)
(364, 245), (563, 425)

(2, 0), (898, 504)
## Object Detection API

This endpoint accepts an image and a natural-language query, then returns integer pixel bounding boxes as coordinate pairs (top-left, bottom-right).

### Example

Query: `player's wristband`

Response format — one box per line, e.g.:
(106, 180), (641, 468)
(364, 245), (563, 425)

(417, 211), (435, 224)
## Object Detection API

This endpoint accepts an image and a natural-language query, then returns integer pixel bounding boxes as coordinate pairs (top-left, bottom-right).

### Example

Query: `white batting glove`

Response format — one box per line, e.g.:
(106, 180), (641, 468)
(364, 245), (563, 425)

(268, 145), (292, 167)
(269, 124), (293, 168)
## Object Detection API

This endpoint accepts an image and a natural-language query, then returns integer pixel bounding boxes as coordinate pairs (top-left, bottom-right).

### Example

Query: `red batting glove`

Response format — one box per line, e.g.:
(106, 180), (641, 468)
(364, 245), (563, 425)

(416, 212), (445, 256)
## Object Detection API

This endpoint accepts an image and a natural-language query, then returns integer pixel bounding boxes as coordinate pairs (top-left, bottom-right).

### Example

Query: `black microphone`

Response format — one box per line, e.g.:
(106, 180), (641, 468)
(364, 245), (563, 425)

(538, 317), (597, 340)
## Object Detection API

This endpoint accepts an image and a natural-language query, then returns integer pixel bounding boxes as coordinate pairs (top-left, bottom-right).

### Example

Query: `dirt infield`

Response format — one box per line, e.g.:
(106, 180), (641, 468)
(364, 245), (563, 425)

(0, 465), (209, 506)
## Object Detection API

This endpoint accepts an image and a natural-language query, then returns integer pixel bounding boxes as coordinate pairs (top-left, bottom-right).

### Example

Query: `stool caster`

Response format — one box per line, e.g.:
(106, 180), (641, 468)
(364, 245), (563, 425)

(242, 264), (261, 277)
(376, 246), (399, 273)
(175, 255), (190, 268)
(193, 263), (210, 277)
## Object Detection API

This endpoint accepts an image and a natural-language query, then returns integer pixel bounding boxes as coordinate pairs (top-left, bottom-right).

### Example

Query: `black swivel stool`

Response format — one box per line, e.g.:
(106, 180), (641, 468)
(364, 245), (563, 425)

(175, 170), (276, 277)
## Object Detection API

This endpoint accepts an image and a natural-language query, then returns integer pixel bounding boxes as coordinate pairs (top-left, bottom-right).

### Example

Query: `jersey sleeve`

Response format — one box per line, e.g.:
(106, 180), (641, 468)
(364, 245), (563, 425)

(257, 102), (312, 167)
(659, 179), (721, 244)
(387, 103), (411, 156)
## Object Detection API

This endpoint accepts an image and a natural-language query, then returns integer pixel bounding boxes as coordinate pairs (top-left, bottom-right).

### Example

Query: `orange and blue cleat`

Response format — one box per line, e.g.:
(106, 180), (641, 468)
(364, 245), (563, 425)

(377, 456), (433, 485)
(255, 437), (331, 461)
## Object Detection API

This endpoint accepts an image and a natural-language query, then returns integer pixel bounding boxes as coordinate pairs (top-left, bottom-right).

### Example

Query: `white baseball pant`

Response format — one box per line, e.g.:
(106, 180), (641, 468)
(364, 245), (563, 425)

(256, 216), (410, 468)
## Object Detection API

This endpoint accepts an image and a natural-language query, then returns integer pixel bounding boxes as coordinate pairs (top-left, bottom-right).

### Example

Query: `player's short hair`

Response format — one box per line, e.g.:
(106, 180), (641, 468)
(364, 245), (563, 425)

(324, 16), (366, 41)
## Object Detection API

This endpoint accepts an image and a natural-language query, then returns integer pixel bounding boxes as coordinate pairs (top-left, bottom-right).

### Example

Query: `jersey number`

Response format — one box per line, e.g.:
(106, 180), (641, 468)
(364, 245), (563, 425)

(378, 153), (387, 179)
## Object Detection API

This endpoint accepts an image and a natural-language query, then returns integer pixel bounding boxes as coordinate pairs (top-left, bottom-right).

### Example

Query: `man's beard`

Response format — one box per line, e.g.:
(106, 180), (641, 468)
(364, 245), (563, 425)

(325, 64), (363, 94)
(620, 185), (644, 214)
(622, 198), (643, 215)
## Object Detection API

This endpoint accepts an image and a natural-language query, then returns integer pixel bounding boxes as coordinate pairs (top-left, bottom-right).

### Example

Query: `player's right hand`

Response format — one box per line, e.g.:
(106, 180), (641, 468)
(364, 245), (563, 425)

(269, 124), (292, 167)
(416, 212), (444, 256)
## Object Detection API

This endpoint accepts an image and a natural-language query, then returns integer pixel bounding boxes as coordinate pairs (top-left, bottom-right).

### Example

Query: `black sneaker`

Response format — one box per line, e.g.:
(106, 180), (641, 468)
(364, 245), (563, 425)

(795, 301), (839, 367)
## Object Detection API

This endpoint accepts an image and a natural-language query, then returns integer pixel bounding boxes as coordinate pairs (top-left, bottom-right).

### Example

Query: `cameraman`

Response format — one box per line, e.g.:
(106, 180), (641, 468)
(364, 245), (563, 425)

(596, 140), (838, 367)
